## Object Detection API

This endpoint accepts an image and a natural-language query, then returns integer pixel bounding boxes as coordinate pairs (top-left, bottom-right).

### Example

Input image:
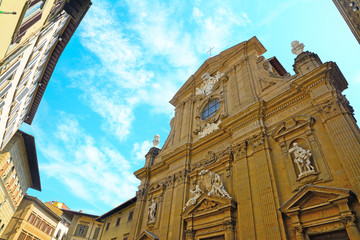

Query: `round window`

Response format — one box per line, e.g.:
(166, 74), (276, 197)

(201, 98), (220, 121)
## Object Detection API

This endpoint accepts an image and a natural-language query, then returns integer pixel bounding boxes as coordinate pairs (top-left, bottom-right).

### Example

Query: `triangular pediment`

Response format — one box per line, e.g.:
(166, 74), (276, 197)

(136, 230), (159, 240)
(280, 185), (351, 213)
(182, 194), (235, 218)
(170, 37), (266, 106)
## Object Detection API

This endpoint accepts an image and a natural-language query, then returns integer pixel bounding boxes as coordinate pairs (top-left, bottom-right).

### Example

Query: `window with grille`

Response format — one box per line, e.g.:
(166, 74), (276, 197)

(201, 98), (220, 121)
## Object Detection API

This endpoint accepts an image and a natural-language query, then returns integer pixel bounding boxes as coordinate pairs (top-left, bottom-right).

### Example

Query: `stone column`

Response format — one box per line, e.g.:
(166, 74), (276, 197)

(286, 210), (305, 240)
(341, 215), (360, 239)
(294, 225), (305, 240)
(335, 198), (360, 240)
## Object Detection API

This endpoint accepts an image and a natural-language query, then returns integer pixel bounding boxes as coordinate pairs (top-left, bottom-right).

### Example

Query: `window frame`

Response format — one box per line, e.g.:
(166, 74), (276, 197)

(201, 98), (220, 121)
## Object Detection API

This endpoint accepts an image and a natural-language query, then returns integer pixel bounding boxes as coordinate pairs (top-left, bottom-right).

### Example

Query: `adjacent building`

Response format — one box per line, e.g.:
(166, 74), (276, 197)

(45, 201), (71, 240)
(96, 197), (137, 240)
(0, 0), (91, 150)
(127, 37), (360, 239)
(0, 130), (40, 237)
(333, 0), (360, 44)
(62, 209), (101, 240)
(0, 194), (61, 240)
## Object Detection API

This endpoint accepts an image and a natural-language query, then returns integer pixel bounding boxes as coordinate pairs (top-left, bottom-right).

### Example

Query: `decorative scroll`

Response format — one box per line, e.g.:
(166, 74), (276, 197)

(196, 72), (225, 96)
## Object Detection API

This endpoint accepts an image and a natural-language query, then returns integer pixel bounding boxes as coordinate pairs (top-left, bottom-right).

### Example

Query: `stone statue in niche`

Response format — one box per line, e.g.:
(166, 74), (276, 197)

(199, 170), (231, 198)
(289, 143), (315, 177)
(183, 184), (203, 211)
(148, 198), (157, 223)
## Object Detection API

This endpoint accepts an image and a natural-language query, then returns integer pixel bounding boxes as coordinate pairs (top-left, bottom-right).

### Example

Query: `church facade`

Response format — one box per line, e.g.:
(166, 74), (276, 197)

(129, 37), (360, 240)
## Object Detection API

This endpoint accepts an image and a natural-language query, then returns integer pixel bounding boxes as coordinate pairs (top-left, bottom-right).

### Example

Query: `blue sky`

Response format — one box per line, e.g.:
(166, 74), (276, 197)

(21, 0), (360, 215)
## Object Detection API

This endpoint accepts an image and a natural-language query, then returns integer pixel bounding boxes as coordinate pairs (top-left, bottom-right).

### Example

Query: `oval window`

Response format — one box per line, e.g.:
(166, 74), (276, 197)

(201, 98), (220, 121)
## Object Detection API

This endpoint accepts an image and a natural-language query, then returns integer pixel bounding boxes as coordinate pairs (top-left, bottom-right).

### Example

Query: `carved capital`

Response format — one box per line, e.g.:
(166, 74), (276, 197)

(185, 229), (195, 238)
(164, 175), (174, 187)
(233, 141), (247, 159)
(315, 99), (342, 119)
(280, 141), (288, 154)
(175, 169), (188, 185)
(136, 189), (146, 199)
(250, 132), (266, 151)
(341, 214), (357, 227)
(293, 224), (304, 234)
(223, 219), (236, 230)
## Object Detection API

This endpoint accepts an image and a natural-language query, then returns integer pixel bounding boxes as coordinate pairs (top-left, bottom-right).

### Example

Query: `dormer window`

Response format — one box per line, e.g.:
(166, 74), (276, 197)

(201, 98), (220, 121)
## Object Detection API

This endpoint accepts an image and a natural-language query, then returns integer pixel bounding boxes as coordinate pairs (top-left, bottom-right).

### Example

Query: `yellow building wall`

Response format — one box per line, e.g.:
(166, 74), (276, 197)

(66, 214), (102, 240)
(0, 0), (58, 61)
(0, 0), (27, 59)
(99, 203), (135, 240)
(1, 196), (59, 240)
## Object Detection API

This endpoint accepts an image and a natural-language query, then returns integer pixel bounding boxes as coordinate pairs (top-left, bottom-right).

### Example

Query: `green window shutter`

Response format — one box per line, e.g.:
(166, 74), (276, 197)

(92, 228), (100, 239)
(83, 226), (89, 237)
(75, 225), (81, 236)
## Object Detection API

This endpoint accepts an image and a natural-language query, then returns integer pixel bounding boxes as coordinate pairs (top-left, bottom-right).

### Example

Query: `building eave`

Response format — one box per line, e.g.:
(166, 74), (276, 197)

(96, 197), (137, 221)
(24, 195), (62, 221)
(17, 130), (41, 191)
(25, 1), (92, 125)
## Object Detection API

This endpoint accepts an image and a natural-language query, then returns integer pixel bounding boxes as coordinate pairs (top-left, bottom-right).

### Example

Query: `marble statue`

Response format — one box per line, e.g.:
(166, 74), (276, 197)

(199, 170), (231, 199)
(183, 184), (203, 211)
(289, 143), (315, 177)
(291, 40), (305, 56)
(148, 198), (157, 223)
(153, 134), (160, 148)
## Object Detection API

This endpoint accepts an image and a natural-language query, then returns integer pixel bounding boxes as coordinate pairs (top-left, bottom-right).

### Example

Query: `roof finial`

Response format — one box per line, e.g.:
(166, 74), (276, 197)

(153, 134), (160, 148)
(291, 40), (305, 56)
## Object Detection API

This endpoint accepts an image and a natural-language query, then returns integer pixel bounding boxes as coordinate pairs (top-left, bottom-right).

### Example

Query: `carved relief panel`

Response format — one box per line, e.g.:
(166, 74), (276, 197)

(272, 115), (332, 190)
(192, 71), (228, 139)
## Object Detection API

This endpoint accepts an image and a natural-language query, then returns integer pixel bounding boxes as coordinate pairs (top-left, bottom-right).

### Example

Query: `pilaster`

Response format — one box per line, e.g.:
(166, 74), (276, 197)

(315, 97), (360, 195)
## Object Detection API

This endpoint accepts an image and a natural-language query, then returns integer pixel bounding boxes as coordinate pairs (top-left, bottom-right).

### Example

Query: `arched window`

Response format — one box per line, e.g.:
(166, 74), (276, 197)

(201, 99), (220, 121)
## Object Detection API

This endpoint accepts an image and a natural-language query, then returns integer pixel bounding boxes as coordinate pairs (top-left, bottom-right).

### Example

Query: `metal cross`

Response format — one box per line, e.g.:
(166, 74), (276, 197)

(207, 47), (214, 58)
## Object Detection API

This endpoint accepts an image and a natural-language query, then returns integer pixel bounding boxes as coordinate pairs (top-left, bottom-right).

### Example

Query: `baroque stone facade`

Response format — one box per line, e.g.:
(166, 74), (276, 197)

(129, 37), (360, 239)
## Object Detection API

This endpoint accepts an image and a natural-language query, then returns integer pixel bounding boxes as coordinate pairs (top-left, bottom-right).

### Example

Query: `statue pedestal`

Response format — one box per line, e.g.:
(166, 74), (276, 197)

(297, 171), (318, 185)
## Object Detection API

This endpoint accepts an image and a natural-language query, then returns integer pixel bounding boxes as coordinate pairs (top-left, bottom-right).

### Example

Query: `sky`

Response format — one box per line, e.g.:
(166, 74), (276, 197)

(21, 0), (360, 215)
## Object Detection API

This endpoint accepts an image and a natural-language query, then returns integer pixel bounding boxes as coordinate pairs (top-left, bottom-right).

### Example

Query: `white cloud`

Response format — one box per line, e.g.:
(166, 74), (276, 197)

(258, 1), (299, 26)
(79, 1), (154, 90)
(133, 140), (153, 162)
(39, 113), (139, 209)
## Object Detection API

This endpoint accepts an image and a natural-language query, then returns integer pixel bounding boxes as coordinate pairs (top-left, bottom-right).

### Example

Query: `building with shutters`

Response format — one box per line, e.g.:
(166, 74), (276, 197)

(0, 130), (41, 238)
(0, 195), (61, 240)
(45, 201), (71, 240)
(96, 197), (137, 240)
(62, 209), (101, 240)
(0, 0), (91, 150)
(127, 37), (360, 240)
